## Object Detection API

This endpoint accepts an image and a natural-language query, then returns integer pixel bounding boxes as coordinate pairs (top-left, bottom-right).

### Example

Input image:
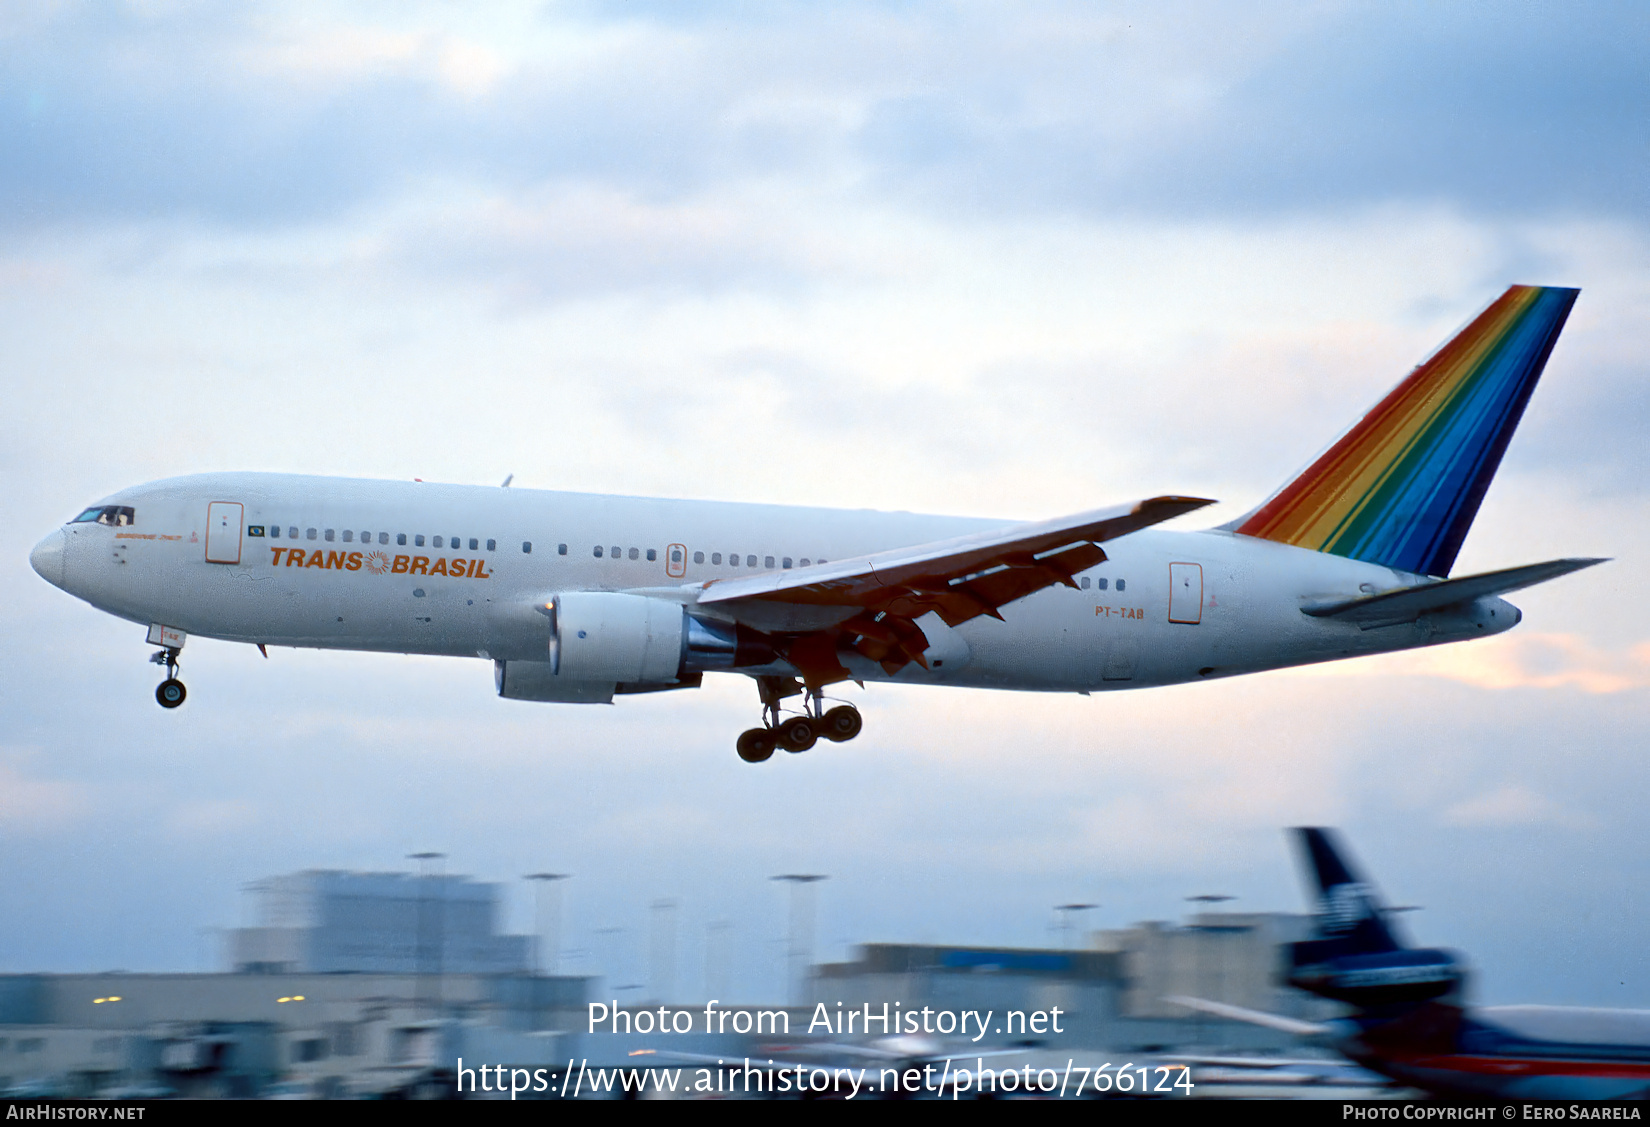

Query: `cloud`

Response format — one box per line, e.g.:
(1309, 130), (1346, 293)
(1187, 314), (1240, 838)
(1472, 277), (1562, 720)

(1301, 633), (1650, 695)
(394, 185), (838, 302)
(1443, 785), (1595, 830)
(165, 798), (260, 836)
(853, 4), (1650, 223)
(0, 3), (1643, 233)
(0, 759), (89, 832)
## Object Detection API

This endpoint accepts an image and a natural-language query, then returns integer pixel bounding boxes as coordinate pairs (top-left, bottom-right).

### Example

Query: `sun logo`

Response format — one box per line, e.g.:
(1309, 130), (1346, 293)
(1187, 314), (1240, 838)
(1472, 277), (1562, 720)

(364, 551), (391, 575)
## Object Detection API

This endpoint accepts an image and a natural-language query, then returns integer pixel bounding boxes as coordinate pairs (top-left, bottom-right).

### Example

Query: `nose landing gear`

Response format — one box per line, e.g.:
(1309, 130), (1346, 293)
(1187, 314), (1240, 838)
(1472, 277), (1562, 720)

(735, 676), (862, 763)
(150, 646), (186, 709)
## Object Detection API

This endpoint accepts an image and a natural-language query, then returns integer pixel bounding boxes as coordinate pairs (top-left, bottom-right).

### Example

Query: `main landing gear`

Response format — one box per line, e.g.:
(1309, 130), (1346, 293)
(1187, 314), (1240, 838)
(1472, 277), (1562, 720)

(151, 646), (186, 709)
(736, 676), (863, 763)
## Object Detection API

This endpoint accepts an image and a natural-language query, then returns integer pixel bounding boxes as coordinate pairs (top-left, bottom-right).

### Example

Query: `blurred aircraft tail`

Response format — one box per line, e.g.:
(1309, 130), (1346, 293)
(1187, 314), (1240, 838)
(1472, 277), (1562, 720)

(1287, 827), (1466, 1009)
(1291, 826), (1402, 958)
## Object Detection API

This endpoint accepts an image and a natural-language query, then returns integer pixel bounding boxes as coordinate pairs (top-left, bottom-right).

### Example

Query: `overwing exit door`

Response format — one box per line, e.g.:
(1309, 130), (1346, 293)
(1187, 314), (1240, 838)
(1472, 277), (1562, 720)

(205, 502), (244, 564)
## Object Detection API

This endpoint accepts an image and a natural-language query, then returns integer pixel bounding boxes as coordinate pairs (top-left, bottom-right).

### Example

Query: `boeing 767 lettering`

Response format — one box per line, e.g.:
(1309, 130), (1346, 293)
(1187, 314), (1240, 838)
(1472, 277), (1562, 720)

(30, 285), (1603, 762)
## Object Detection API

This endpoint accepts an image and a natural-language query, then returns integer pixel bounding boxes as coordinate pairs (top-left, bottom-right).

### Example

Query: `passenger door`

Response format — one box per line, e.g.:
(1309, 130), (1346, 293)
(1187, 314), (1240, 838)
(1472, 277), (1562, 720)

(205, 501), (244, 564)
(1168, 562), (1202, 624)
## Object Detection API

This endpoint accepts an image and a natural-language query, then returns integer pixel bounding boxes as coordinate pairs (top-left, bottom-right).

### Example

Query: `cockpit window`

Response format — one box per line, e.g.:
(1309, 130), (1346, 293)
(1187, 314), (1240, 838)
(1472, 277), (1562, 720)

(70, 505), (135, 527)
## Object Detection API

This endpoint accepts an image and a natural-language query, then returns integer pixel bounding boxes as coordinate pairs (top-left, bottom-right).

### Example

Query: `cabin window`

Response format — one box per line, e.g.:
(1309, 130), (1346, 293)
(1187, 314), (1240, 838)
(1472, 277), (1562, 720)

(307, 528), (318, 540)
(469, 538), (479, 551)
(324, 529), (334, 542)
(800, 558), (810, 567)
(693, 551), (705, 564)
(764, 556), (775, 569)
(712, 553), (722, 565)
(611, 546), (621, 559)
(522, 541), (532, 553)
(486, 539), (495, 551)
(397, 534), (407, 546)
(594, 546), (603, 558)
(817, 559), (826, 565)
(415, 535), (425, 547)
(1096, 578), (1107, 590)
(629, 547), (639, 561)
(380, 533), (390, 545)
(646, 548), (657, 562)
(558, 543), (567, 555)
(449, 535), (459, 547)
(342, 530), (354, 543)
(289, 527), (299, 539)
(747, 555), (757, 567)
(433, 536), (444, 548)
(1116, 578), (1126, 592)
(1080, 576), (1090, 589)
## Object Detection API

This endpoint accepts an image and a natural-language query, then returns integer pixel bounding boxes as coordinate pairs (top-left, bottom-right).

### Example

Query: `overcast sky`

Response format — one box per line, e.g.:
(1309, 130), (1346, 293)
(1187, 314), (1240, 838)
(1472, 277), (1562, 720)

(3, 1), (1648, 1009)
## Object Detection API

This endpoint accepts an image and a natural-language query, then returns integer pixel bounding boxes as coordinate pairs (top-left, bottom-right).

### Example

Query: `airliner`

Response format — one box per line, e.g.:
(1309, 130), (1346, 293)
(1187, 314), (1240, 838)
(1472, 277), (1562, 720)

(29, 285), (1603, 762)
(1171, 827), (1650, 1100)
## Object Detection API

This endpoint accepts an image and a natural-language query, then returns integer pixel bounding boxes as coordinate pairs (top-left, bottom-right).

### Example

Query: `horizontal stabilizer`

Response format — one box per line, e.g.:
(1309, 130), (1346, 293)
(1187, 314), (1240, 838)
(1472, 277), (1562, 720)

(1301, 557), (1606, 629)
(1162, 996), (1331, 1037)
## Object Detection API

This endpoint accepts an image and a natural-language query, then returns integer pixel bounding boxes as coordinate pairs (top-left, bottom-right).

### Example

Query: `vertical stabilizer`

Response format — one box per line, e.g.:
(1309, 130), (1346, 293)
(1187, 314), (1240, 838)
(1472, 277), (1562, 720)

(1237, 286), (1579, 577)
(1288, 828), (1466, 1009)
(1291, 827), (1401, 956)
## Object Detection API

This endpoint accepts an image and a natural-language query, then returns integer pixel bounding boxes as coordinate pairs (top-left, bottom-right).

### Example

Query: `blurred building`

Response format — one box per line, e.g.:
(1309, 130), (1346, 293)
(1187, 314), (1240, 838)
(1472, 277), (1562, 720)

(811, 943), (1124, 1047)
(810, 914), (1341, 1054)
(0, 971), (591, 1098)
(229, 871), (531, 976)
(1095, 911), (1336, 1025)
(0, 893), (1348, 1096)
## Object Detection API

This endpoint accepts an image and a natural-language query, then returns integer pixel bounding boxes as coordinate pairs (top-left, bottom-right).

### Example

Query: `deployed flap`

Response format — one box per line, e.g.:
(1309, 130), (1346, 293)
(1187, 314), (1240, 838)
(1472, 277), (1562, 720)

(692, 494), (1213, 689)
(1302, 557), (1606, 628)
(699, 495), (1214, 613)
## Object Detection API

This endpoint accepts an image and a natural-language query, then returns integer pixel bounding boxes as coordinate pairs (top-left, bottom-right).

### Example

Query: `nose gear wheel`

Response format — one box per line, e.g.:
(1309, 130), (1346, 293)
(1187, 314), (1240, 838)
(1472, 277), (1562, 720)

(149, 646), (186, 710)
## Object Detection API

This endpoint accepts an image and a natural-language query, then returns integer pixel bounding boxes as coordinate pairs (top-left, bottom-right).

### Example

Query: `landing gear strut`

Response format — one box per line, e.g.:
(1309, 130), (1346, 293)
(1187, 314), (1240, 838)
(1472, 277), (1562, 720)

(150, 646), (186, 709)
(735, 676), (862, 763)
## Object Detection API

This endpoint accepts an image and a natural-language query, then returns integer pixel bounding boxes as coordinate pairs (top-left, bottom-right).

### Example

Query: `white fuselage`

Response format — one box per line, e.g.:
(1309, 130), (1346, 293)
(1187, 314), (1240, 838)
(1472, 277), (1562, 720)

(31, 472), (1519, 696)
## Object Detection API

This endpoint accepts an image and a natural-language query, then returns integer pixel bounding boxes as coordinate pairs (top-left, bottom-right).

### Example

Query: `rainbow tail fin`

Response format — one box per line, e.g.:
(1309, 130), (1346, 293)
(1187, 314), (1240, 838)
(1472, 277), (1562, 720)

(1235, 285), (1579, 577)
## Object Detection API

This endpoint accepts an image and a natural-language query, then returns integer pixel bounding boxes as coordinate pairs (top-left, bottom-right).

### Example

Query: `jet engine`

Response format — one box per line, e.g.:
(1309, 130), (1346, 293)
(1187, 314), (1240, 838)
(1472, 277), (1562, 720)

(494, 592), (777, 702)
(550, 591), (686, 682)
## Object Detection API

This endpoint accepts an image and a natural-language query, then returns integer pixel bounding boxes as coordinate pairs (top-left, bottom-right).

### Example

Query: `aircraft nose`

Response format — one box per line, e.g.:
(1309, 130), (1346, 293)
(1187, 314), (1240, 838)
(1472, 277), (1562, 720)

(30, 529), (66, 588)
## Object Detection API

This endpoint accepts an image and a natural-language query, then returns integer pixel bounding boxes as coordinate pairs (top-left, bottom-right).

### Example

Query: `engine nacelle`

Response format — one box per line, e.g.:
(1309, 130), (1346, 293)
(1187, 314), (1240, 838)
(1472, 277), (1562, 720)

(551, 592), (686, 683)
(498, 593), (775, 701)
(495, 660), (615, 703)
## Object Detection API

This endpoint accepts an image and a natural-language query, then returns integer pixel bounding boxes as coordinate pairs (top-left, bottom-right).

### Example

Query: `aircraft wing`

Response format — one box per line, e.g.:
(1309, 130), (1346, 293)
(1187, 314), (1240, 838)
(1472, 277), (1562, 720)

(694, 495), (1214, 684)
(1302, 557), (1607, 630)
(1162, 995), (1332, 1037)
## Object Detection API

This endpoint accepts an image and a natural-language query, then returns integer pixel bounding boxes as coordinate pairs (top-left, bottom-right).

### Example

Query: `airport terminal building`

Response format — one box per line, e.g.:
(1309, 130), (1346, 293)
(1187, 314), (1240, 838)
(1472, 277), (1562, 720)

(0, 868), (1343, 1098)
